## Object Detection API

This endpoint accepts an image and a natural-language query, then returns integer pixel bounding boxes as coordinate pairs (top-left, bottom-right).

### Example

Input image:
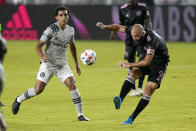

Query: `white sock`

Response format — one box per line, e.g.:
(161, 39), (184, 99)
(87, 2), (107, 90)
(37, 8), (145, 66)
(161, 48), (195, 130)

(70, 88), (83, 116)
(17, 88), (36, 103)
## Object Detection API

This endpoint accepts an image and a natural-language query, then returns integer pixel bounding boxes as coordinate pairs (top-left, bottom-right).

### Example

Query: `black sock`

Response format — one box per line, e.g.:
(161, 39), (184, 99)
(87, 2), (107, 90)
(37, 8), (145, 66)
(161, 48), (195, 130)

(119, 80), (135, 101)
(138, 75), (145, 89)
(131, 97), (150, 122)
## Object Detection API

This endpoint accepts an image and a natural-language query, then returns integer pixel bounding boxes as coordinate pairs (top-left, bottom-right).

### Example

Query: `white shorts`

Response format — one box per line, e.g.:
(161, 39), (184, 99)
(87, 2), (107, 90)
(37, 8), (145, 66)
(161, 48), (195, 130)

(36, 62), (74, 84)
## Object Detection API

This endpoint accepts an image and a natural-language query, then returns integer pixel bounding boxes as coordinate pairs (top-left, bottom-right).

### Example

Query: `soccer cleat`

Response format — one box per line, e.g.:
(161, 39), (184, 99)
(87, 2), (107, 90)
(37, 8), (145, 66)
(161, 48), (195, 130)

(136, 88), (144, 96)
(122, 115), (133, 125)
(78, 115), (89, 121)
(12, 97), (21, 115)
(0, 101), (5, 107)
(113, 96), (121, 109)
(129, 89), (137, 96)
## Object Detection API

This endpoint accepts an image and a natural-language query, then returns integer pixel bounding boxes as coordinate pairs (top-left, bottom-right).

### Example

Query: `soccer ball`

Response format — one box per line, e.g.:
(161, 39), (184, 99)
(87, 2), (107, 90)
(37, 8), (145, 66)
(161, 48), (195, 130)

(80, 49), (96, 65)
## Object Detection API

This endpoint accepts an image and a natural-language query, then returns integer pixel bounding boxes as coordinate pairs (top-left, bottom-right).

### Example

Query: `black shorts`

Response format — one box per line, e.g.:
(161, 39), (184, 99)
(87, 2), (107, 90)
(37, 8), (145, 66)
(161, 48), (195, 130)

(124, 40), (144, 62)
(140, 63), (168, 88)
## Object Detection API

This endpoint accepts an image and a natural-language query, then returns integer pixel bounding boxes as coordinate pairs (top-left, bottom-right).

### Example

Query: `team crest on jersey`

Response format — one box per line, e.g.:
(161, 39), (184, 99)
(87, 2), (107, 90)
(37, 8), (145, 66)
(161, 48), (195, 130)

(40, 72), (45, 77)
(121, 3), (128, 9)
(136, 11), (142, 16)
(147, 35), (151, 42)
(125, 13), (129, 18)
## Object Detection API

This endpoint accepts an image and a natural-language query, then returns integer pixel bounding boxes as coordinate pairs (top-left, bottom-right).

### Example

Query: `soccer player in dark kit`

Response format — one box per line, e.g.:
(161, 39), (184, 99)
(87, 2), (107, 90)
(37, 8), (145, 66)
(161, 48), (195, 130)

(0, 24), (7, 131)
(96, 22), (169, 124)
(110, 0), (152, 96)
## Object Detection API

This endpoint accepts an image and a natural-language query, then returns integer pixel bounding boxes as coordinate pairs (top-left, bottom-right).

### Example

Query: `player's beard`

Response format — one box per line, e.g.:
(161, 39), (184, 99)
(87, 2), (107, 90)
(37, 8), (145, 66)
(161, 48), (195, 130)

(134, 36), (145, 45)
(61, 20), (67, 27)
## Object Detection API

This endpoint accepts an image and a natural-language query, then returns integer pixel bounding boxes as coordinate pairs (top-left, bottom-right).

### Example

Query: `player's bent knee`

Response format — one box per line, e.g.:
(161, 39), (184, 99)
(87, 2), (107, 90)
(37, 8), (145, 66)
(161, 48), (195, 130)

(144, 82), (158, 96)
(69, 84), (76, 90)
(147, 82), (158, 89)
(34, 80), (46, 94)
(64, 77), (76, 89)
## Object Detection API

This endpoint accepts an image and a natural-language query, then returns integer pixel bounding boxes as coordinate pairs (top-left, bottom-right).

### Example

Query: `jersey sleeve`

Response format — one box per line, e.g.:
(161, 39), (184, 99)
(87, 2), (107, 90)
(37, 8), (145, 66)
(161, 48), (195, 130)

(40, 27), (53, 43)
(125, 26), (132, 36)
(146, 32), (156, 55)
(69, 27), (75, 44)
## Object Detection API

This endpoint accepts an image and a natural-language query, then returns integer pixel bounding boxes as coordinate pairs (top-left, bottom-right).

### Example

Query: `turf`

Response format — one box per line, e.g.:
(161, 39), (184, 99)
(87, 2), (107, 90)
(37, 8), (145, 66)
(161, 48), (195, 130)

(2, 40), (196, 131)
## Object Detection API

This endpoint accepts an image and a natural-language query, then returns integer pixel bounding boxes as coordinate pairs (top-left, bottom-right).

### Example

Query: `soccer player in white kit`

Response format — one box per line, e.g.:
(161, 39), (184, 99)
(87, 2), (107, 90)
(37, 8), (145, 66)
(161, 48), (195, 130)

(0, 24), (7, 131)
(12, 6), (89, 121)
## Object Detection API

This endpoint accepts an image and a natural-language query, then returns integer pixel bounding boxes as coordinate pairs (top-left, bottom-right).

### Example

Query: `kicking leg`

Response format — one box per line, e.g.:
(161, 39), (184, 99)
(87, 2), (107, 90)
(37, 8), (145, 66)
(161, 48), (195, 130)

(122, 82), (158, 125)
(113, 68), (142, 109)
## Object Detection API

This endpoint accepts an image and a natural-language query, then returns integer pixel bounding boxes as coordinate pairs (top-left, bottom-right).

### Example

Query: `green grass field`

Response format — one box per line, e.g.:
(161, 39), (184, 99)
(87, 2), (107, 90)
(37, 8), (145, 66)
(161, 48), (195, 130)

(2, 40), (196, 131)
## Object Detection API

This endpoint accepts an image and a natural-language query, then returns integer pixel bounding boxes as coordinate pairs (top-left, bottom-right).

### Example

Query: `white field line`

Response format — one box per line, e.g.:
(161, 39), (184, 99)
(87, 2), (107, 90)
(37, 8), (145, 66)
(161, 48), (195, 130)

(4, 65), (196, 76)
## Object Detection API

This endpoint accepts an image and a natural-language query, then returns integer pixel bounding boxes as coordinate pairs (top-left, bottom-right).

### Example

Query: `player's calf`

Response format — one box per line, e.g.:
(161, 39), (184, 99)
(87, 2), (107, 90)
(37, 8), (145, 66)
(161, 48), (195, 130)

(12, 88), (37, 115)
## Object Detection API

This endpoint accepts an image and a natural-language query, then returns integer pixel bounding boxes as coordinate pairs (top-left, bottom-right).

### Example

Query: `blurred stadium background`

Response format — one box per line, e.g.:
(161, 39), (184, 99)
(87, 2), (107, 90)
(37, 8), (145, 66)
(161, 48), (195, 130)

(0, 0), (196, 131)
(1, 0), (196, 41)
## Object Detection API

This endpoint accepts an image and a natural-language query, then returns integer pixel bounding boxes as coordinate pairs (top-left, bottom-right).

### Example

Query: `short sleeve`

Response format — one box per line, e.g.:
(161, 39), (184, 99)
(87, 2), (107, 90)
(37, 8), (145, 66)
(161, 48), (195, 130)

(146, 33), (155, 55)
(69, 28), (75, 44)
(40, 27), (53, 42)
(125, 26), (132, 36)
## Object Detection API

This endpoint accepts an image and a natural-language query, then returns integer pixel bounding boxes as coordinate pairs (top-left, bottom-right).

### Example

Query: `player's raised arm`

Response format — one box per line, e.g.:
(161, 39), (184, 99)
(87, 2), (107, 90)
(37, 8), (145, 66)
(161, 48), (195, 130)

(96, 22), (126, 33)
(36, 40), (48, 62)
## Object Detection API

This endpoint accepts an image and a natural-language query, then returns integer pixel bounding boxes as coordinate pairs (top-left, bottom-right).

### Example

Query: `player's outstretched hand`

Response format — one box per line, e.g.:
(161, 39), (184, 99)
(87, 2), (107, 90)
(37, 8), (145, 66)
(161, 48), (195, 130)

(42, 55), (48, 62)
(96, 22), (105, 30)
(118, 61), (130, 68)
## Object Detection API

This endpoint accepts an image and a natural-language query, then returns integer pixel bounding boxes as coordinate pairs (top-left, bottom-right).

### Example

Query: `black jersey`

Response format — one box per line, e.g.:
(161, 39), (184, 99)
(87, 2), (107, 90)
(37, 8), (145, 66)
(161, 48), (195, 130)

(119, 2), (150, 44)
(125, 27), (170, 65)
(143, 30), (170, 65)
(119, 2), (150, 26)
(0, 35), (6, 63)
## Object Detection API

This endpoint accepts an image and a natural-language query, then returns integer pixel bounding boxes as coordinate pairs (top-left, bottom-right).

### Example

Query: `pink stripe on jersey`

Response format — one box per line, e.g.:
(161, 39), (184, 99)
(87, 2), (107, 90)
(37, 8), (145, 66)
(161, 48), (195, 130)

(147, 49), (155, 55)
(121, 3), (128, 9)
(18, 5), (32, 28)
(138, 2), (146, 7)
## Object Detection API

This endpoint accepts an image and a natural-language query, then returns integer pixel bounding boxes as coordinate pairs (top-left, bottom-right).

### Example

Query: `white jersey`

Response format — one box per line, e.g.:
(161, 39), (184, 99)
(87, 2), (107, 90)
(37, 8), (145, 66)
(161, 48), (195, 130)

(40, 22), (75, 66)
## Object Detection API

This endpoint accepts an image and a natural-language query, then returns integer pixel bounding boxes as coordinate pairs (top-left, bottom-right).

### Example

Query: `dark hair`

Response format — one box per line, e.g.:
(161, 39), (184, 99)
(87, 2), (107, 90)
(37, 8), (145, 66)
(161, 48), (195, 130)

(54, 6), (69, 16)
